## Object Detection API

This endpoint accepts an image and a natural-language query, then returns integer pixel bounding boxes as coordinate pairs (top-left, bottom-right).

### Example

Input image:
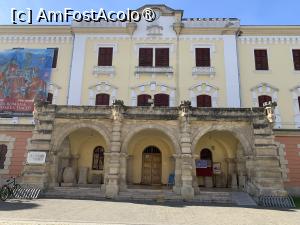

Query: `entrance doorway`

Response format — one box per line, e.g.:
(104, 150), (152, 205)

(142, 146), (162, 185)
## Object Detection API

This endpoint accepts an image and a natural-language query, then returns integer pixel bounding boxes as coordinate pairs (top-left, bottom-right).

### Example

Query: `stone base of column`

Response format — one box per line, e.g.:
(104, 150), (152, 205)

(105, 175), (119, 198)
(181, 185), (194, 200)
(173, 185), (181, 194)
(22, 165), (49, 189)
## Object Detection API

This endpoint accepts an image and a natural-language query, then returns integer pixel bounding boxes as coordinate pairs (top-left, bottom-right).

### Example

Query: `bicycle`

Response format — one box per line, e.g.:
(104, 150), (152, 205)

(0, 177), (21, 201)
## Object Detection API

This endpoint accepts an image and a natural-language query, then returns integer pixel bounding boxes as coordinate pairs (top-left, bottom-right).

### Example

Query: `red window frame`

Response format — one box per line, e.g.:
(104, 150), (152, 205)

(154, 94), (169, 107)
(196, 48), (211, 67)
(139, 48), (153, 67)
(258, 95), (272, 107)
(95, 93), (110, 106)
(137, 94), (152, 106)
(98, 47), (113, 66)
(197, 95), (212, 107)
(254, 49), (269, 70)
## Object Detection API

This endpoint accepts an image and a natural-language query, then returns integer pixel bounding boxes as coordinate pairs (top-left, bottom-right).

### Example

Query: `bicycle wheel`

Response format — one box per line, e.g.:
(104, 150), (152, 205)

(0, 186), (10, 201)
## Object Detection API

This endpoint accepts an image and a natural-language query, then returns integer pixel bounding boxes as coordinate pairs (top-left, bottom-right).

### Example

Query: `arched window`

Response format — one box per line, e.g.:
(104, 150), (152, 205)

(95, 93), (110, 106)
(137, 94), (151, 106)
(0, 144), (8, 169)
(200, 148), (213, 161)
(258, 95), (272, 107)
(154, 93), (169, 107)
(92, 146), (104, 170)
(143, 146), (161, 154)
(47, 92), (53, 104)
(197, 95), (212, 107)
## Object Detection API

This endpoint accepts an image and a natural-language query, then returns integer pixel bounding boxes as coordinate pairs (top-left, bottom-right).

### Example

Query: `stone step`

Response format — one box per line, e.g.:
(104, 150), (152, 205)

(231, 192), (257, 206)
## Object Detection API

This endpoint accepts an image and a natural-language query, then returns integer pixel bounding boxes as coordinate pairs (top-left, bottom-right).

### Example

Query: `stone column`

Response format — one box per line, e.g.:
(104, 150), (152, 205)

(226, 158), (237, 189)
(22, 102), (55, 189)
(172, 154), (182, 194)
(105, 101), (124, 198)
(119, 153), (128, 191)
(192, 154), (200, 194)
(178, 101), (194, 200)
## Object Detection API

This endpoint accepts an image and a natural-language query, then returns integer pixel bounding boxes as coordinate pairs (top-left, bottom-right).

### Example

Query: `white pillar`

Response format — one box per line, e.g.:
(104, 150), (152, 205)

(67, 35), (87, 105)
(223, 35), (241, 107)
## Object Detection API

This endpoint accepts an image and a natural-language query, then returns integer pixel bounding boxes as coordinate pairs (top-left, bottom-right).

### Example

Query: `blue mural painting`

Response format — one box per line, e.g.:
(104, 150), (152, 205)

(0, 48), (54, 112)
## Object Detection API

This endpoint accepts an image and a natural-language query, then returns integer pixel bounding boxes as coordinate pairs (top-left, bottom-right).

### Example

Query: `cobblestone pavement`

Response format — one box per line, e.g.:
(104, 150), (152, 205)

(0, 199), (299, 225)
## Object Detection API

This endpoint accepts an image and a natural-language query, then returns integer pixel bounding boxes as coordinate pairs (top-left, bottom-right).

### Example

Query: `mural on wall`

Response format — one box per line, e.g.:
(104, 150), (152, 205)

(0, 48), (54, 112)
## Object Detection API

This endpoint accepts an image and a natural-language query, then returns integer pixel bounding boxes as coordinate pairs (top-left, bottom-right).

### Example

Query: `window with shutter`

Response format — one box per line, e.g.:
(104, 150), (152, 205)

(258, 95), (272, 107)
(197, 95), (212, 107)
(196, 48), (211, 67)
(254, 49), (269, 70)
(98, 47), (113, 66)
(95, 93), (110, 106)
(293, 49), (300, 70)
(137, 94), (151, 106)
(139, 48), (153, 67)
(0, 144), (7, 169)
(47, 48), (59, 68)
(154, 94), (169, 107)
(155, 48), (169, 67)
(92, 146), (104, 170)
(47, 92), (53, 104)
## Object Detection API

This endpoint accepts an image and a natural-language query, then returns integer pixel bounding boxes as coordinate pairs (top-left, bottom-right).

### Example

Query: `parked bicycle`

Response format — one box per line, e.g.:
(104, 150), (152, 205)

(0, 177), (21, 201)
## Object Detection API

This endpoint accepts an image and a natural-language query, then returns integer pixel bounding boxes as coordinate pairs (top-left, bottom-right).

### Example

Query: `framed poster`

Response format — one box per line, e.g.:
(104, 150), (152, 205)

(195, 159), (208, 168)
(213, 162), (221, 174)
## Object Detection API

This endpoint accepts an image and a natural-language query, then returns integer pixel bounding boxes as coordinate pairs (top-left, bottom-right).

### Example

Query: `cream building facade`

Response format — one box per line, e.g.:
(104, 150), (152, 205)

(0, 5), (300, 200)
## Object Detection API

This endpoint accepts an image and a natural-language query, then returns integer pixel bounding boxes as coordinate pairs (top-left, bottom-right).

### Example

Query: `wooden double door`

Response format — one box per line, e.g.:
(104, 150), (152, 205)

(142, 146), (162, 185)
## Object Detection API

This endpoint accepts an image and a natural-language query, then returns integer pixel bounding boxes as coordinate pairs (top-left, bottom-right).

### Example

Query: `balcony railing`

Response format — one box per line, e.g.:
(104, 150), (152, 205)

(135, 66), (174, 78)
(192, 67), (215, 77)
(93, 66), (115, 77)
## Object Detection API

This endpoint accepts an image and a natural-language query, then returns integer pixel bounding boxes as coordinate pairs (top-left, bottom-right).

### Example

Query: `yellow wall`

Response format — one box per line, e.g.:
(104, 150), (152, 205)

(238, 40), (300, 127)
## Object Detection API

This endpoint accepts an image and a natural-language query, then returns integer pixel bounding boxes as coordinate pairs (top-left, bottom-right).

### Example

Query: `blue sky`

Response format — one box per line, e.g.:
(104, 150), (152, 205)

(0, 0), (299, 25)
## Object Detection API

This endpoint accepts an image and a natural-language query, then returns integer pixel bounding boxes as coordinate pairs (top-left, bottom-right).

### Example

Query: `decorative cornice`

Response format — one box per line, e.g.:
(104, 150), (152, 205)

(0, 25), (71, 35)
(0, 35), (73, 44)
(240, 26), (300, 36)
(239, 36), (300, 45)
(183, 18), (240, 28)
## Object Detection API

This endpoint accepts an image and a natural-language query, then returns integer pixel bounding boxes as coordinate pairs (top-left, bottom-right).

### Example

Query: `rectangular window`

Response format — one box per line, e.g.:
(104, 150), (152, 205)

(155, 48), (169, 67)
(196, 48), (211, 67)
(139, 48), (153, 67)
(254, 49), (269, 70)
(293, 49), (300, 71)
(47, 48), (59, 68)
(98, 47), (113, 66)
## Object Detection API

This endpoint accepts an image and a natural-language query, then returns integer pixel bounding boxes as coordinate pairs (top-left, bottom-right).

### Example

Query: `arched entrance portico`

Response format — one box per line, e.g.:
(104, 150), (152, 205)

(121, 126), (180, 188)
(193, 130), (247, 190)
(48, 124), (110, 189)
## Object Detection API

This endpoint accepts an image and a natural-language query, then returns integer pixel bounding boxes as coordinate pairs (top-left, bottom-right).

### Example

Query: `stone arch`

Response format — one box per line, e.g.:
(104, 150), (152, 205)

(191, 125), (253, 156)
(51, 121), (111, 153)
(121, 124), (180, 155)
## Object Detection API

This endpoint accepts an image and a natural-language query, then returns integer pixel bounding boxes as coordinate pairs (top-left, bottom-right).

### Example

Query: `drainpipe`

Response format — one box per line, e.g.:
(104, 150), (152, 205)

(66, 27), (76, 105)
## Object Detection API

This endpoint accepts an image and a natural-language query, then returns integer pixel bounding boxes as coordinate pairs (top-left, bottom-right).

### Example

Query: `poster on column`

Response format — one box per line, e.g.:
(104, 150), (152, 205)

(0, 48), (54, 112)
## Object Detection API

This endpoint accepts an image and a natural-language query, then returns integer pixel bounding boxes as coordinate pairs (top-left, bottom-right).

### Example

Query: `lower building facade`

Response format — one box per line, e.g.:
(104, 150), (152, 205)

(15, 102), (287, 200)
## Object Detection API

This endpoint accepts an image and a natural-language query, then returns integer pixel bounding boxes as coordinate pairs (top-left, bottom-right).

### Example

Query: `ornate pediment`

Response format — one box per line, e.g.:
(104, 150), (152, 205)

(136, 4), (183, 17)
(146, 24), (163, 36)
